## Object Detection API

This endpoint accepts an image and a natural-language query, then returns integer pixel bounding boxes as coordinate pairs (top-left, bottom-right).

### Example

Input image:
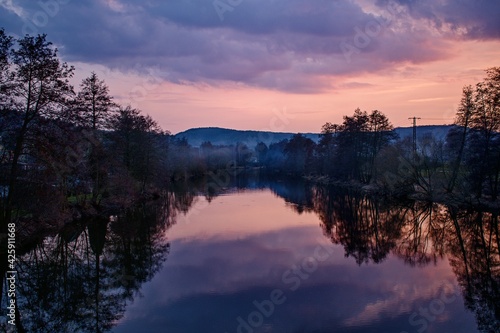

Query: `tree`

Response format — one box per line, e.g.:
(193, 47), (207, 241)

(326, 109), (395, 182)
(367, 110), (396, 179)
(2, 34), (74, 225)
(67, 73), (117, 202)
(335, 109), (370, 181)
(471, 68), (500, 198)
(472, 68), (500, 133)
(448, 68), (500, 199)
(0, 33), (73, 333)
(0, 29), (13, 164)
(446, 85), (474, 192)
(284, 134), (315, 176)
(255, 142), (268, 166)
(73, 72), (116, 130)
(264, 139), (288, 172)
(316, 122), (339, 175)
(0, 28), (13, 104)
(111, 106), (167, 190)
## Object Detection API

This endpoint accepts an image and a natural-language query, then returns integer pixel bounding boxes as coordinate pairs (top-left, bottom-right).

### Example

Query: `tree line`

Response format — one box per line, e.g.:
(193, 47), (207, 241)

(0, 30), (175, 233)
(183, 68), (500, 206)
(1, 28), (499, 233)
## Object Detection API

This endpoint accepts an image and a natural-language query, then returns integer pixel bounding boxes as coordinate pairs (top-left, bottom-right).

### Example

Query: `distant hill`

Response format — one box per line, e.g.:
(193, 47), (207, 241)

(174, 125), (453, 148)
(394, 125), (452, 142)
(173, 127), (320, 147)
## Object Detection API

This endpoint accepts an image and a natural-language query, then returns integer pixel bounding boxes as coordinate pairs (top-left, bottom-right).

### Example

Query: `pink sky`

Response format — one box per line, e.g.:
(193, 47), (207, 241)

(2, 0), (499, 134)
(96, 39), (499, 134)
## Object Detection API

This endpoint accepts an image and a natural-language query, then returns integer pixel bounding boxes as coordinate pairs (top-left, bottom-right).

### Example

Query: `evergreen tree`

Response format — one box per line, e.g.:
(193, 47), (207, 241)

(74, 72), (117, 130)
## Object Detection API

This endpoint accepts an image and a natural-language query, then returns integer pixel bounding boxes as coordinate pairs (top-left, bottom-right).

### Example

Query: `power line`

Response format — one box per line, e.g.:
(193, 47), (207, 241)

(419, 118), (454, 120)
(408, 116), (421, 153)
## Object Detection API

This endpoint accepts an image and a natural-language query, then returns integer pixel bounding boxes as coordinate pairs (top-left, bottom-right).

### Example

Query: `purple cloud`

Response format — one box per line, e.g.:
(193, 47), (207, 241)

(0, 0), (497, 93)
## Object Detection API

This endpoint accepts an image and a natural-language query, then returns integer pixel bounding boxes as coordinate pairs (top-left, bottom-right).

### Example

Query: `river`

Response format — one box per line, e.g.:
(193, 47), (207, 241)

(4, 177), (498, 332)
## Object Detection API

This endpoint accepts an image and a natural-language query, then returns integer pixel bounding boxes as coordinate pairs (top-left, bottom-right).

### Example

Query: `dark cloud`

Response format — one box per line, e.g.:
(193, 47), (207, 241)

(376, 0), (500, 39)
(153, 0), (368, 36)
(0, 0), (497, 93)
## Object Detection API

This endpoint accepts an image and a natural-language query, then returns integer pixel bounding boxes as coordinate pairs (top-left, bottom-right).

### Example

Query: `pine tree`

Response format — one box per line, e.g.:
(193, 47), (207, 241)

(74, 72), (116, 130)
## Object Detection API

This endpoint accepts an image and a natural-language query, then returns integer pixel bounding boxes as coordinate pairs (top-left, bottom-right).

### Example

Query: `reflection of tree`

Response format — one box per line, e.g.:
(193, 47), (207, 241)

(6, 179), (498, 332)
(394, 201), (446, 267)
(445, 208), (500, 333)
(268, 178), (314, 214)
(186, 176), (500, 332)
(314, 186), (405, 265)
(14, 220), (122, 333)
(2, 194), (182, 332)
(307, 185), (448, 266)
(310, 184), (500, 330)
(106, 201), (172, 302)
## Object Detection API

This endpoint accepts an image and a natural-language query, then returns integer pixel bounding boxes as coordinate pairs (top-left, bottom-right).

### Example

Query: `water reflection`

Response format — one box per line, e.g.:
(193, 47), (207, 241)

(0, 191), (190, 332)
(1, 175), (498, 332)
(445, 208), (500, 332)
(280, 182), (500, 333)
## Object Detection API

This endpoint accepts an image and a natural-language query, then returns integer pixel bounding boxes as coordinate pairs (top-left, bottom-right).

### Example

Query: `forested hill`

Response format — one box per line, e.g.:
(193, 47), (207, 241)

(173, 127), (320, 147)
(174, 125), (452, 147)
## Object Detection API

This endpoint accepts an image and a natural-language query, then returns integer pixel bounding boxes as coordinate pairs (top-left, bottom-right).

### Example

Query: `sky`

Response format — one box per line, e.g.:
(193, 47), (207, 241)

(0, 0), (499, 134)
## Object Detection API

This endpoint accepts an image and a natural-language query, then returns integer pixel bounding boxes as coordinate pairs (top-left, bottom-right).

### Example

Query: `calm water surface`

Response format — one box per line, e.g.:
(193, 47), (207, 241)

(112, 189), (479, 333)
(4, 180), (498, 332)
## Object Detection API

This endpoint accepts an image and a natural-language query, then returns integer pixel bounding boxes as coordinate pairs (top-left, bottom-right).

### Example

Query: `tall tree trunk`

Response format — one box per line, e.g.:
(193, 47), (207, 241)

(447, 123), (468, 193)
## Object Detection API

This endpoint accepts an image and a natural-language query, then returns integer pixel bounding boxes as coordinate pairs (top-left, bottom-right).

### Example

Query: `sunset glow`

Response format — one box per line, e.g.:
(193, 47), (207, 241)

(1, 0), (499, 133)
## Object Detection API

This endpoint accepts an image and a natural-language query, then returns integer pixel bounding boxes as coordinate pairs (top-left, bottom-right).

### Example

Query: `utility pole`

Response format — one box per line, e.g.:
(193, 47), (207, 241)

(408, 117), (421, 153)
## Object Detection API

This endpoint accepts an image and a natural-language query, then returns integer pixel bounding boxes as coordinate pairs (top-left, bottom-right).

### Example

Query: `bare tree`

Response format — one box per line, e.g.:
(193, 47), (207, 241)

(447, 85), (474, 192)
(2, 34), (74, 225)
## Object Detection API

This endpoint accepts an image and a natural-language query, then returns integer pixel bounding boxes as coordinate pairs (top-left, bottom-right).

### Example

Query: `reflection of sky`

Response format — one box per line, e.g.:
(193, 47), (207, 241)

(112, 190), (478, 333)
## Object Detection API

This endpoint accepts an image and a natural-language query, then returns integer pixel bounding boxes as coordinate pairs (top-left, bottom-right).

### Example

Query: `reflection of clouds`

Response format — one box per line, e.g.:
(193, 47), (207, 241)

(114, 187), (481, 333)
(343, 280), (460, 327)
(117, 222), (476, 332)
(157, 226), (322, 302)
(168, 189), (322, 242)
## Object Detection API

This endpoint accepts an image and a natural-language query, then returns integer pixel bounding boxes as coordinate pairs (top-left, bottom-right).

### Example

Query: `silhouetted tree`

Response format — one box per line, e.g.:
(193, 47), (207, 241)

(320, 109), (395, 182)
(263, 139), (288, 172)
(72, 72), (117, 130)
(316, 122), (338, 175)
(446, 85), (474, 192)
(2, 33), (74, 229)
(255, 142), (268, 166)
(283, 134), (315, 176)
(445, 68), (500, 199)
(0, 28), (12, 107)
(111, 106), (167, 190)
